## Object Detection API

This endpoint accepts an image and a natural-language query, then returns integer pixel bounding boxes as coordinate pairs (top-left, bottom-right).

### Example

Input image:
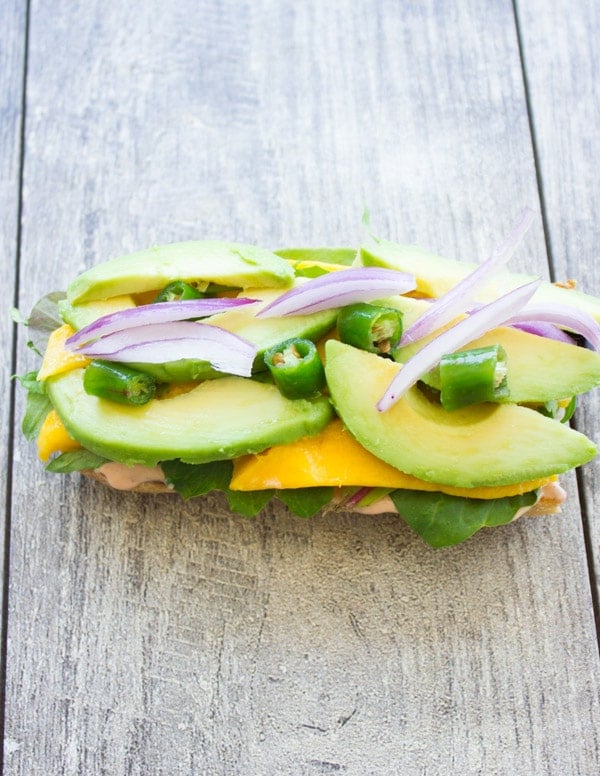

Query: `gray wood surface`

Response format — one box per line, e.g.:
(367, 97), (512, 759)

(0, 0), (26, 705)
(4, 1), (600, 774)
(516, 0), (600, 602)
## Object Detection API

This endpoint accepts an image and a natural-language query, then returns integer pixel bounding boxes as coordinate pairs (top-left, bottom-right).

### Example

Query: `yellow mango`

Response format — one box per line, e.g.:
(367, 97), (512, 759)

(37, 325), (90, 381)
(37, 409), (82, 461)
(230, 418), (554, 499)
(289, 260), (347, 273)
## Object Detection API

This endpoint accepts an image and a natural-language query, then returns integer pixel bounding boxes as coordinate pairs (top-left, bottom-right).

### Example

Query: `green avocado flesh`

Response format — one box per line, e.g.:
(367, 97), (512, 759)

(359, 239), (600, 322)
(60, 287), (337, 384)
(324, 340), (596, 488)
(134, 285), (336, 382)
(46, 369), (334, 466)
(275, 247), (358, 266)
(401, 326), (600, 403)
(59, 295), (136, 330)
(67, 241), (294, 304)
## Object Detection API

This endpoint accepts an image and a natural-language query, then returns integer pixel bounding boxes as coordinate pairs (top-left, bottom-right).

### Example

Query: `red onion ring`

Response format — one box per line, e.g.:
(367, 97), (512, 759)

(505, 303), (600, 351)
(71, 322), (257, 377)
(377, 280), (541, 412)
(256, 268), (416, 318)
(508, 321), (575, 345)
(401, 207), (535, 345)
(66, 297), (257, 349)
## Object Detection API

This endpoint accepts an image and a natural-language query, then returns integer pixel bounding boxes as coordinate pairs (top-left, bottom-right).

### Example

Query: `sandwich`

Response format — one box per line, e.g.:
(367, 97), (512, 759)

(17, 215), (600, 547)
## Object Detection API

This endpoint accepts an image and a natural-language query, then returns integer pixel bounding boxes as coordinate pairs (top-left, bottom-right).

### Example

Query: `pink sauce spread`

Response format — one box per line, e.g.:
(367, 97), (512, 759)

(96, 462), (165, 490)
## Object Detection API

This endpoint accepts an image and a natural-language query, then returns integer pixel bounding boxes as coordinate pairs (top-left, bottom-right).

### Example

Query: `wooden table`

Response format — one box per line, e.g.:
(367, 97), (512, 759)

(2, 2), (599, 773)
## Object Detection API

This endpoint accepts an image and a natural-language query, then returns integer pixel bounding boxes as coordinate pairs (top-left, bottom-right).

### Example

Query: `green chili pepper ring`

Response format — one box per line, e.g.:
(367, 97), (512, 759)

(83, 360), (157, 406)
(153, 280), (205, 303)
(438, 344), (509, 411)
(263, 338), (326, 399)
(337, 302), (403, 355)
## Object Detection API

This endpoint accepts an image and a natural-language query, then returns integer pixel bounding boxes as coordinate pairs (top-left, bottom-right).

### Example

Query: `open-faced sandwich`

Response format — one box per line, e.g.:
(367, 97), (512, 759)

(17, 211), (600, 546)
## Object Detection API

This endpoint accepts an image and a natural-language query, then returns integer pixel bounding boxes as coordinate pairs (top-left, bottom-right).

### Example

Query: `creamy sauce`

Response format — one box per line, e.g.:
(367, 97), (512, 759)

(92, 462), (567, 520)
(96, 462), (165, 490)
(353, 482), (567, 517)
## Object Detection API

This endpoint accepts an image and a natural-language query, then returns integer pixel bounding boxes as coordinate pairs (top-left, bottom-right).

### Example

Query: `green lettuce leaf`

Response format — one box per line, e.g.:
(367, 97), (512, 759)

(276, 487), (334, 518)
(161, 459), (273, 517)
(23, 291), (67, 354)
(389, 489), (538, 548)
(45, 449), (109, 473)
(226, 489), (274, 517)
(15, 371), (52, 441)
(162, 459), (333, 518)
(161, 459), (233, 499)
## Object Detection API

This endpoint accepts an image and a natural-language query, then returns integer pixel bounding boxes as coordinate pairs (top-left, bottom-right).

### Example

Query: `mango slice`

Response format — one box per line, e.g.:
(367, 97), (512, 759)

(230, 418), (554, 498)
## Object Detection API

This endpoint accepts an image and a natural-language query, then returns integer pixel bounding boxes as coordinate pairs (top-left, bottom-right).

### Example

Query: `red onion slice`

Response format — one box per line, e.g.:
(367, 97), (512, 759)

(71, 322), (257, 376)
(256, 268), (416, 317)
(344, 487), (373, 508)
(509, 321), (575, 345)
(377, 280), (541, 412)
(505, 303), (600, 351)
(401, 207), (535, 345)
(66, 297), (257, 349)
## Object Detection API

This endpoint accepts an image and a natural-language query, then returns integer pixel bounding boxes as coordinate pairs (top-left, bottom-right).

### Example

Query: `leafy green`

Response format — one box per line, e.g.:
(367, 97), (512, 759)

(161, 459), (273, 517)
(357, 487), (394, 507)
(226, 489), (274, 517)
(24, 291), (66, 353)
(161, 459), (233, 500)
(162, 459), (333, 518)
(15, 371), (52, 441)
(561, 396), (577, 423)
(46, 449), (108, 473)
(276, 487), (334, 518)
(11, 307), (28, 325)
(389, 489), (539, 548)
(536, 396), (577, 424)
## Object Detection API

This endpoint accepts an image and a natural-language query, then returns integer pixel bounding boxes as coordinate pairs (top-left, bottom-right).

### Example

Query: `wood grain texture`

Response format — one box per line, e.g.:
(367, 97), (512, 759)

(515, 0), (600, 606)
(5, 1), (600, 774)
(0, 0), (26, 741)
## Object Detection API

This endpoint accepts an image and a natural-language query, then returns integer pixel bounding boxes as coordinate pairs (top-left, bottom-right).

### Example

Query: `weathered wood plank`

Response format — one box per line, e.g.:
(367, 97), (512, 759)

(515, 0), (600, 606)
(6, 1), (600, 774)
(0, 0), (26, 760)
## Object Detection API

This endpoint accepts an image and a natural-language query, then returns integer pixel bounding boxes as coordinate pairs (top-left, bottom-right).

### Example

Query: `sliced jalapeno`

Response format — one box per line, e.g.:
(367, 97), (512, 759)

(438, 344), (509, 411)
(263, 338), (325, 399)
(337, 303), (403, 356)
(153, 280), (205, 303)
(83, 360), (156, 405)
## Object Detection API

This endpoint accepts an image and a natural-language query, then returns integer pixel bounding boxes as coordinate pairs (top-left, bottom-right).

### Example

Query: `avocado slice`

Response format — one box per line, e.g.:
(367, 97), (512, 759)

(60, 286), (337, 384)
(59, 295), (137, 330)
(457, 327), (600, 403)
(359, 238), (600, 322)
(400, 326), (600, 404)
(46, 369), (333, 466)
(324, 340), (596, 488)
(67, 241), (295, 304)
(134, 285), (337, 382)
